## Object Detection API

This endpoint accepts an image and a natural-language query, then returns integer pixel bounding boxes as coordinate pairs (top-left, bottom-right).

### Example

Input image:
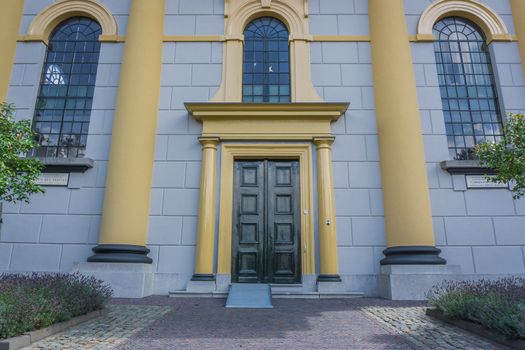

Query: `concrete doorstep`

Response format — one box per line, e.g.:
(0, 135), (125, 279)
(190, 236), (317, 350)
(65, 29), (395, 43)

(0, 309), (107, 350)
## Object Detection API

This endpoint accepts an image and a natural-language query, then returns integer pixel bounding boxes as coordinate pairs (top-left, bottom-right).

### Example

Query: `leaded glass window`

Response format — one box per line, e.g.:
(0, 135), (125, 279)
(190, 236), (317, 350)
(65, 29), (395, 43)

(433, 17), (504, 160)
(31, 17), (102, 158)
(243, 17), (290, 103)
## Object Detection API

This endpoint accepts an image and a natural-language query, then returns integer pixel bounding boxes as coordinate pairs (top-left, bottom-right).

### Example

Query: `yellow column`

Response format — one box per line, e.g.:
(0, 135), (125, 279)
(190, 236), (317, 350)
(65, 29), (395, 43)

(511, 0), (525, 77)
(89, 0), (164, 263)
(369, 0), (445, 265)
(314, 137), (341, 281)
(192, 138), (220, 280)
(0, 0), (24, 102)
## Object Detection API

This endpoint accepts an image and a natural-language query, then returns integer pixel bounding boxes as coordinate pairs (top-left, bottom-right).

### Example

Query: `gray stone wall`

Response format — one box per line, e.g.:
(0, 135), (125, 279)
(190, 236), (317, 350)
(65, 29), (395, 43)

(1, 0), (524, 296)
(309, 1), (383, 295)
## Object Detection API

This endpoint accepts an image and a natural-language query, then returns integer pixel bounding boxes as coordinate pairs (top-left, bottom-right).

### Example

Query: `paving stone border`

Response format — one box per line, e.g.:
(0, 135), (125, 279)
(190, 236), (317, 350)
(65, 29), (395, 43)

(426, 308), (525, 350)
(21, 305), (171, 350)
(0, 309), (107, 350)
(362, 306), (510, 349)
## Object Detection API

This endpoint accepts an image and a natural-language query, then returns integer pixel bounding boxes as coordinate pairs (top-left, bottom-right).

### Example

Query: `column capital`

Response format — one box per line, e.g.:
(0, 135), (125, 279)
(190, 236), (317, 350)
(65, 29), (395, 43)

(313, 137), (335, 148)
(199, 137), (220, 149)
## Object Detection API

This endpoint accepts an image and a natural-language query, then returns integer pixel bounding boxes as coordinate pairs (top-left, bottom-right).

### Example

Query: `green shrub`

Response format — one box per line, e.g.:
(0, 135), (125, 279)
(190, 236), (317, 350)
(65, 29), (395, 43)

(428, 278), (525, 339)
(0, 273), (112, 339)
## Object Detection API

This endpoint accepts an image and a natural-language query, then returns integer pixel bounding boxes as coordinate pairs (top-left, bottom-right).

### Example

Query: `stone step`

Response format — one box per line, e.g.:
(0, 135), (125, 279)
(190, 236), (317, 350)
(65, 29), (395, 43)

(273, 291), (364, 299)
(168, 290), (364, 299)
(269, 283), (304, 293)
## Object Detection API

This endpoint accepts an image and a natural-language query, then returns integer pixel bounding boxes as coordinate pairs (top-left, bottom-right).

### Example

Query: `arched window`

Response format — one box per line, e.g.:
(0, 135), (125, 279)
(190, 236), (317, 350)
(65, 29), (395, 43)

(243, 17), (290, 103)
(32, 17), (102, 158)
(433, 17), (504, 160)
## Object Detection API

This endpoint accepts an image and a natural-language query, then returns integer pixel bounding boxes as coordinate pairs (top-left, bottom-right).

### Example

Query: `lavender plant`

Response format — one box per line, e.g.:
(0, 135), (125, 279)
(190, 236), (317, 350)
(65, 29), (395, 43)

(0, 273), (112, 339)
(427, 277), (525, 339)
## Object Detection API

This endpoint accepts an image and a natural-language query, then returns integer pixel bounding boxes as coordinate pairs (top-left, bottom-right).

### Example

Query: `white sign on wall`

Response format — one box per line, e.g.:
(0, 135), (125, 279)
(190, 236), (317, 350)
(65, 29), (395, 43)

(466, 175), (508, 189)
(35, 173), (69, 186)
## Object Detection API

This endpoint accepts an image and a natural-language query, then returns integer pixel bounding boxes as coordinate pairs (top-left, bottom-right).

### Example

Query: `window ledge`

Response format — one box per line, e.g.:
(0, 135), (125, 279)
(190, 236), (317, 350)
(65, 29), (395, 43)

(35, 157), (94, 173)
(440, 160), (496, 175)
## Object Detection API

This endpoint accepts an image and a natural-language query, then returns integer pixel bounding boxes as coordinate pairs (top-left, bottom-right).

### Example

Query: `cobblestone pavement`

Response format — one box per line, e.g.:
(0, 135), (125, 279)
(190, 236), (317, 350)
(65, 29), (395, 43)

(21, 297), (510, 350)
(362, 306), (508, 350)
(113, 297), (419, 350)
(22, 305), (171, 350)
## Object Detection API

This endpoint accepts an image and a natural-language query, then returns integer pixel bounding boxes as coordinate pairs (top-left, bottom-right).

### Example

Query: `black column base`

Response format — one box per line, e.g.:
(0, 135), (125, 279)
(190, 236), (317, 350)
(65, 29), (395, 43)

(317, 274), (342, 282)
(380, 246), (446, 265)
(191, 274), (216, 281)
(87, 244), (152, 264)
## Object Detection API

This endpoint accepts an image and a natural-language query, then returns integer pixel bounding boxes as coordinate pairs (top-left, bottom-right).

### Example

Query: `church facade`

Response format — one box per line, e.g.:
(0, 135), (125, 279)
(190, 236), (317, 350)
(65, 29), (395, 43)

(1, 0), (525, 299)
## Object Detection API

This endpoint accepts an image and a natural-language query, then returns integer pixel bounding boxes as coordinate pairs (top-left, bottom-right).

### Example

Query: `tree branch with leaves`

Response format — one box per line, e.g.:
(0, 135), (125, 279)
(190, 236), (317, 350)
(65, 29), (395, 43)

(476, 113), (525, 200)
(0, 103), (44, 203)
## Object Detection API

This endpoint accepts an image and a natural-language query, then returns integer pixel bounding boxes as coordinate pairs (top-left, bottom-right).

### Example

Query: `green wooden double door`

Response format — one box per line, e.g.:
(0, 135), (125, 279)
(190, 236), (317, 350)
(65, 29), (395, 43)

(232, 160), (301, 284)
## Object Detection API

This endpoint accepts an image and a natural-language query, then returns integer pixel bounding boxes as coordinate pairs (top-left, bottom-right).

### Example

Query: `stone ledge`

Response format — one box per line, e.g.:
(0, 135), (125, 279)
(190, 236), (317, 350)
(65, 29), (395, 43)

(0, 309), (106, 350)
(440, 160), (496, 175)
(36, 157), (95, 173)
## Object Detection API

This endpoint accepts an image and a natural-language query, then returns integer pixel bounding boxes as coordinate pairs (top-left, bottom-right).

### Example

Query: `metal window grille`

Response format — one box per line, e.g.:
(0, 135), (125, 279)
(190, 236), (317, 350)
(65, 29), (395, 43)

(242, 17), (290, 103)
(433, 17), (504, 160)
(31, 17), (102, 158)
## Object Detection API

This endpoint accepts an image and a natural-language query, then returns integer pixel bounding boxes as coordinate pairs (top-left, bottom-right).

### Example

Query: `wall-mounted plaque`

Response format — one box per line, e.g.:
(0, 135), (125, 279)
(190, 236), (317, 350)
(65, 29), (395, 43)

(466, 175), (508, 189)
(35, 173), (69, 186)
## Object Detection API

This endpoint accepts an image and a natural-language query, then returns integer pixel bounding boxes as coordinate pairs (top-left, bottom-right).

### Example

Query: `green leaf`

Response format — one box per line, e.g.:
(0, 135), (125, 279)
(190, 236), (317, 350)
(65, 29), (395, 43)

(476, 113), (525, 200)
(0, 103), (45, 203)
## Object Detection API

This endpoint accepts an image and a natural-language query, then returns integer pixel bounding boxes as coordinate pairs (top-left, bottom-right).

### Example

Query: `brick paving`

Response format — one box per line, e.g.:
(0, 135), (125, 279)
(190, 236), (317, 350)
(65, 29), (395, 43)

(21, 305), (171, 350)
(18, 297), (511, 350)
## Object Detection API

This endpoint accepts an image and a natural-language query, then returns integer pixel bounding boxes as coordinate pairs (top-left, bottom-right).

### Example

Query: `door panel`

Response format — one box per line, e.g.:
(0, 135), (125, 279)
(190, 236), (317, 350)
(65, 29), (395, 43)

(267, 161), (301, 284)
(233, 161), (265, 283)
(232, 160), (301, 284)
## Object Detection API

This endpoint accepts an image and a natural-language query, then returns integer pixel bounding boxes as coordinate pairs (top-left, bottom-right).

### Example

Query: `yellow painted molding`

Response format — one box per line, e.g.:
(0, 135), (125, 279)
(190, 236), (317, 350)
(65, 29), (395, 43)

(418, 0), (511, 44)
(217, 143), (315, 275)
(25, 0), (118, 45)
(163, 35), (224, 42)
(0, 0), (24, 103)
(185, 102), (349, 140)
(312, 35), (371, 42)
(212, 0), (321, 102)
(99, 34), (125, 42)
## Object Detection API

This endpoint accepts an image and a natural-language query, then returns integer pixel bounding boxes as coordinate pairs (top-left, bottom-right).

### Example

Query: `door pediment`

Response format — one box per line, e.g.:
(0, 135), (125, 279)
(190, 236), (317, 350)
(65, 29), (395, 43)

(185, 102), (349, 140)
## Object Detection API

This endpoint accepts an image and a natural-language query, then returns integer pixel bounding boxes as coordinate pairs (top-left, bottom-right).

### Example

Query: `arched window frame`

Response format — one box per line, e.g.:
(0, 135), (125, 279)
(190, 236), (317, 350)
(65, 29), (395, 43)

(31, 17), (102, 159)
(25, 0), (118, 43)
(242, 17), (291, 103)
(433, 16), (505, 160)
(211, 0), (320, 103)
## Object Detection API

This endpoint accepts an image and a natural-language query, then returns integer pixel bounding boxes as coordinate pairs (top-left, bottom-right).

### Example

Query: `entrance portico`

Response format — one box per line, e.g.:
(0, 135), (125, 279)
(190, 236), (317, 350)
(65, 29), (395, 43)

(185, 102), (349, 291)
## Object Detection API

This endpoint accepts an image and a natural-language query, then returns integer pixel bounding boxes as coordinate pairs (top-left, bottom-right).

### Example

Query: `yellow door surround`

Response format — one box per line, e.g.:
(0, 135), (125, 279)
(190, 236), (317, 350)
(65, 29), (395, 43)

(185, 102), (349, 141)
(185, 102), (349, 279)
(219, 143), (315, 275)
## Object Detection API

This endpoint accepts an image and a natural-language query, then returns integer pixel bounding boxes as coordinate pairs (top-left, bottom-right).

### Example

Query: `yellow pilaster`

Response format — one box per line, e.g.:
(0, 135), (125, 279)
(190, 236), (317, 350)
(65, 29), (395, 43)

(96, 0), (164, 248)
(314, 137), (340, 281)
(192, 137), (220, 280)
(369, 1), (436, 252)
(511, 0), (525, 77)
(0, 0), (24, 102)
